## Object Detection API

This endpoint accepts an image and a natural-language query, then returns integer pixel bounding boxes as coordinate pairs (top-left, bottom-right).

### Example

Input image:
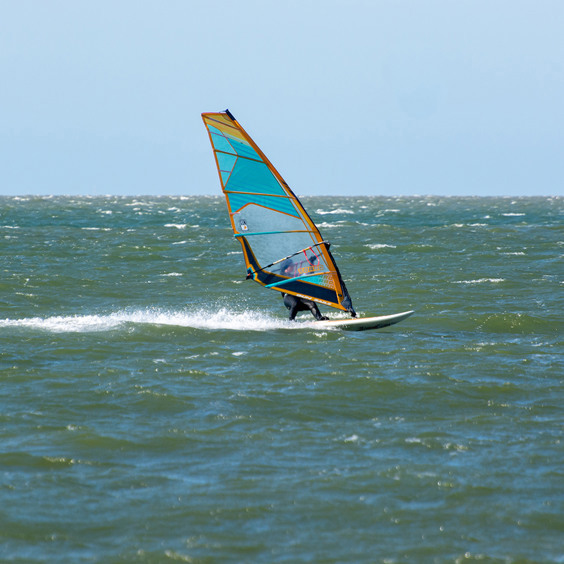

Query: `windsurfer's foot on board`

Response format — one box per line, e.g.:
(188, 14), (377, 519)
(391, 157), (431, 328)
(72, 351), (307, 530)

(282, 293), (329, 321)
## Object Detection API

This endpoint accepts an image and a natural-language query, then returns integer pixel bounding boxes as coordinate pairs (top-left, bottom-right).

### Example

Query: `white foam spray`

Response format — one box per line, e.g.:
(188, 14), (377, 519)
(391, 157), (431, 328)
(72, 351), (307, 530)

(0, 307), (309, 333)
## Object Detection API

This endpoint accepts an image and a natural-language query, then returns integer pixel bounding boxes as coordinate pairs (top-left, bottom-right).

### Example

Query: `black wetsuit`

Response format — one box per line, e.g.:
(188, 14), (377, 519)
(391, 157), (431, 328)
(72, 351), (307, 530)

(282, 293), (328, 321)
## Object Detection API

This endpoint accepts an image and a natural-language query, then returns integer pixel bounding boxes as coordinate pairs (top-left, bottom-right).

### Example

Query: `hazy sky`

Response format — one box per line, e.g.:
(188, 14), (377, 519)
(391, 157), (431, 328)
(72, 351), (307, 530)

(1, 0), (563, 197)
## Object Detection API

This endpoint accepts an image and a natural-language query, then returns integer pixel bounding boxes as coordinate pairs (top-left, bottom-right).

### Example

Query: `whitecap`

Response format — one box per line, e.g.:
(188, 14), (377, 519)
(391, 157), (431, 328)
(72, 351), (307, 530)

(452, 278), (505, 284)
(164, 223), (187, 229)
(366, 243), (397, 249)
(318, 222), (343, 228)
(315, 208), (355, 215)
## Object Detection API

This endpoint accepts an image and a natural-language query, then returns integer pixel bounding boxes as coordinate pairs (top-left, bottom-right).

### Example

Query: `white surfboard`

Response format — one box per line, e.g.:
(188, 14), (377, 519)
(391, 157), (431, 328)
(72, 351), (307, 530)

(310, 310), (414, 331)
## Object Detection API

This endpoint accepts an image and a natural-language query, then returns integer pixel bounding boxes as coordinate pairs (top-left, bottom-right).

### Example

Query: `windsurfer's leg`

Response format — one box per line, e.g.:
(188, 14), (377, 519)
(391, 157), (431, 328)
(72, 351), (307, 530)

(284, 294), (300, 321)
(305, 300), (328, 321)
(289, 301), (302, 320)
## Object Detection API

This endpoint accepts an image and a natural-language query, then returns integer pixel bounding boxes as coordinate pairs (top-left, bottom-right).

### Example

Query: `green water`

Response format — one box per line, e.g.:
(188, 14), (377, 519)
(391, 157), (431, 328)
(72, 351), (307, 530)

(1, 196), (562, 562)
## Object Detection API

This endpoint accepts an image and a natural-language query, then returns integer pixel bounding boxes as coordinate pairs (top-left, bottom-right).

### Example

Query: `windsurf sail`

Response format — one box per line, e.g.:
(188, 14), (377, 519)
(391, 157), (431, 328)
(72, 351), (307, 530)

(201, 109), (355, 315)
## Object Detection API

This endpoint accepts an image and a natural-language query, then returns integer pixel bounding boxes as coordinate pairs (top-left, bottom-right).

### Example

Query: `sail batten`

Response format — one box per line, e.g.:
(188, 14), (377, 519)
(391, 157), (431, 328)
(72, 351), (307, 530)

(215, 151), (264, 165)
(224, 190), (294, 199)
(202, 110), (355, 314)
(234, 230), (313, 237)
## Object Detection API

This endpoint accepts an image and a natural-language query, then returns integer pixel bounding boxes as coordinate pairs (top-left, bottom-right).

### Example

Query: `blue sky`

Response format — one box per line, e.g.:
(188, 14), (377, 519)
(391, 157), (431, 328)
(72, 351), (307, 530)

(1, 0), (563, 197)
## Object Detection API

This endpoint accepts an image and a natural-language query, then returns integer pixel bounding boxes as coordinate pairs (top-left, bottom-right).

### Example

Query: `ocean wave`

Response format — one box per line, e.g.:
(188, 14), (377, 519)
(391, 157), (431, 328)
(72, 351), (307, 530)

(474, 312), (560, 335)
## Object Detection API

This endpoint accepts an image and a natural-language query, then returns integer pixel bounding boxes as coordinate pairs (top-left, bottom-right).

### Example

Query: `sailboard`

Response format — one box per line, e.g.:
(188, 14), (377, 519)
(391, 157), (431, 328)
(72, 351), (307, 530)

(312, 310), (414, 332)
(201, 109), (412, 330)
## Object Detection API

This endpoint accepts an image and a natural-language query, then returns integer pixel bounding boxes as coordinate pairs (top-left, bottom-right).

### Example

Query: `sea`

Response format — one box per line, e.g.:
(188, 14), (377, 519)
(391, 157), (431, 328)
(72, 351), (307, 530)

(1, 195), (562, 563)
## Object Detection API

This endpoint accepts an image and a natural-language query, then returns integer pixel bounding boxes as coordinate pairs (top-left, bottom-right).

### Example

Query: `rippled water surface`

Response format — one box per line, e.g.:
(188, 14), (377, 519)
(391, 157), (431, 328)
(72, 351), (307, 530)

(1, 196), (562, 562)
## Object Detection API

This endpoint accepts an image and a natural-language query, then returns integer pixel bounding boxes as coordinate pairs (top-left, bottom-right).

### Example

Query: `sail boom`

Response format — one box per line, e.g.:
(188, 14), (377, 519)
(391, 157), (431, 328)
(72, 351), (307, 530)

(265, 271), (333, 289)
(247, 240), (330, 276)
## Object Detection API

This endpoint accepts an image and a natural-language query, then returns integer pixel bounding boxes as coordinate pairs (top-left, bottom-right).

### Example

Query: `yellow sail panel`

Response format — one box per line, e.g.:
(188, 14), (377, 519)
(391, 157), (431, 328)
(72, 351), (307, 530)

(202, 110), (355, 314)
